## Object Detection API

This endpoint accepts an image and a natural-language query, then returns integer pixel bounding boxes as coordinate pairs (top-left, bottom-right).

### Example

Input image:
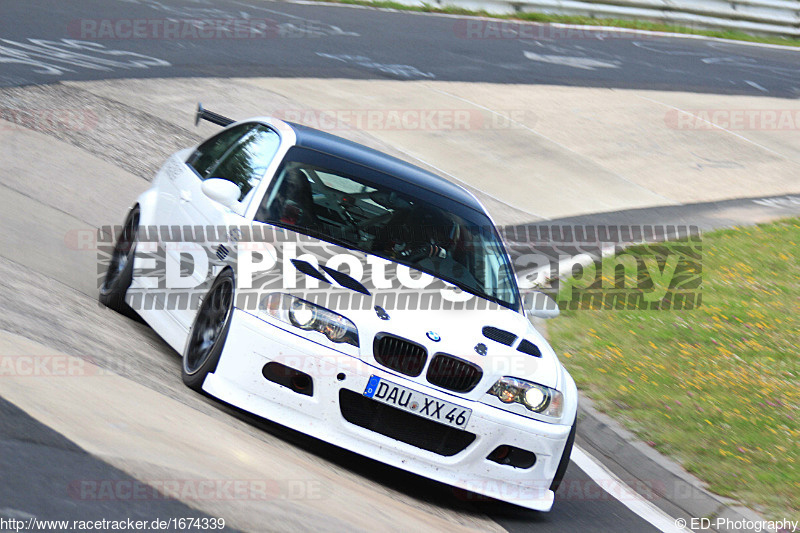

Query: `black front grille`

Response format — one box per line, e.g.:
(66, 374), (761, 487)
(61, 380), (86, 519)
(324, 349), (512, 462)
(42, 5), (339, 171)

(482, 326), (517, 346)
(339, 390), (475, 456)
(426, 353), (483, 393)
(373, 334), (427, 377)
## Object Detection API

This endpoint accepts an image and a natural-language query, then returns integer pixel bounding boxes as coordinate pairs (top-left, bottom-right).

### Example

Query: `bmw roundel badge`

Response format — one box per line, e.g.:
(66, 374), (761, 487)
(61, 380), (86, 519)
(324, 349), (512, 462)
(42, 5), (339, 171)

(426, 331), (441, 342)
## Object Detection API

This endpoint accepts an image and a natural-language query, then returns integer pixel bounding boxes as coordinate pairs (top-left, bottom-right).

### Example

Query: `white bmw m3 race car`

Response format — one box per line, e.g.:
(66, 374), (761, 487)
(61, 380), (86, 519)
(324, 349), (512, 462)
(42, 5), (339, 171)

(99, 104), (577, 511)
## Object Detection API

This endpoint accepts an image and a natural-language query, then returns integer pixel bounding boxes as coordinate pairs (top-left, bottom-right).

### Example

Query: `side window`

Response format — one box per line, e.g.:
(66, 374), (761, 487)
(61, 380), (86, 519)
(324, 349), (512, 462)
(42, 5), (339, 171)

(186, 123), (254, 179)
(207, 126), (281, 202)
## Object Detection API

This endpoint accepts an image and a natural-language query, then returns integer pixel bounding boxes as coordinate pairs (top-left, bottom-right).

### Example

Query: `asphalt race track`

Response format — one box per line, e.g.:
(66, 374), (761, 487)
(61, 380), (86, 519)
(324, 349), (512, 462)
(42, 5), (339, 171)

(2, 0), (800, 95)
(1, 0), (799, 532)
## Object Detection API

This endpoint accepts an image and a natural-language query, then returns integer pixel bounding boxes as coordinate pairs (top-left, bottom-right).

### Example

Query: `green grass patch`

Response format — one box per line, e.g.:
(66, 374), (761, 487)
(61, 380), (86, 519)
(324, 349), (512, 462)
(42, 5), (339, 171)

(550, 218), (800, 520)
(313, 0), (800, 48)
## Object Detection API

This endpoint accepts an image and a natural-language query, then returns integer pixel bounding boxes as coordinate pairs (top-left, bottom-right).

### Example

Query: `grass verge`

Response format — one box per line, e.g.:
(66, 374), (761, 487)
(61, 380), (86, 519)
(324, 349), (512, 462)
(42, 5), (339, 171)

(549, 217), (799, 520)
(314, 0), (800, 48)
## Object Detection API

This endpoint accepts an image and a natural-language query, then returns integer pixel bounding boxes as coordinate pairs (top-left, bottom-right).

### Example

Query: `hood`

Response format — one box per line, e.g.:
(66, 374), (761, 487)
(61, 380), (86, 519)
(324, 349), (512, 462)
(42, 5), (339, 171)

(260, 236), (562, 399)
(348, 305), (561, 399)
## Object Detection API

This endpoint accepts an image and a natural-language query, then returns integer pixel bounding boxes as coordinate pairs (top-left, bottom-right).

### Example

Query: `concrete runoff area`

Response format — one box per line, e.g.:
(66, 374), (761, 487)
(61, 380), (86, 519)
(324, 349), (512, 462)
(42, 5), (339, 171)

(60, 77), (800, 222)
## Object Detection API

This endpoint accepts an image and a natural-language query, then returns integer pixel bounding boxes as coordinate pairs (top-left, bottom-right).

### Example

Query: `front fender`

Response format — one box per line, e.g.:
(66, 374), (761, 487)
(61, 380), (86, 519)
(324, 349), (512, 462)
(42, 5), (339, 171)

(134, 187), (161, 229)
(559, 365), (579, 425)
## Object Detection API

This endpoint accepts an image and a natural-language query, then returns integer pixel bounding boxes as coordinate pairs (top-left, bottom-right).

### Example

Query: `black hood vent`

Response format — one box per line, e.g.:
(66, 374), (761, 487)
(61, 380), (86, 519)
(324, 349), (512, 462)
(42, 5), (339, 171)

(321, 265), (371, 295)
(482, 326), (517, 346)
(517, 339), (542, 358)
(290, 259), (331, 284)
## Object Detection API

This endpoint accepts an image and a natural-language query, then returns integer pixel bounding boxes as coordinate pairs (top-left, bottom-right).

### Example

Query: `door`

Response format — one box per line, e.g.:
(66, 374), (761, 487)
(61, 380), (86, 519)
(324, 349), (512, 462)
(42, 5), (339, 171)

(167, 122), (282, 329)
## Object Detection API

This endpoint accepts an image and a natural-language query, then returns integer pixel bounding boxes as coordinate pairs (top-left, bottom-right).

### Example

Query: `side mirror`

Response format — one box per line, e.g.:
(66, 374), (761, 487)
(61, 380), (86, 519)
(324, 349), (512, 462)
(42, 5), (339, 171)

(202, 178), (240, 208)
(523, 291), (560, 319)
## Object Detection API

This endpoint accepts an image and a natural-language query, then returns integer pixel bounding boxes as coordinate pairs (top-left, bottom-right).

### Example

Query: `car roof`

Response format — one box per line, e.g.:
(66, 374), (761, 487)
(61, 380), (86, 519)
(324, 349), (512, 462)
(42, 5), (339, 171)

(286, 121), (486, 214)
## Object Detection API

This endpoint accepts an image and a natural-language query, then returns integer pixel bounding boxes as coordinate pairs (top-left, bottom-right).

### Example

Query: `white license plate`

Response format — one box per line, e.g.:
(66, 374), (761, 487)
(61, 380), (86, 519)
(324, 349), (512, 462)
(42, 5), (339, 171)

(363, 376), (472, 429)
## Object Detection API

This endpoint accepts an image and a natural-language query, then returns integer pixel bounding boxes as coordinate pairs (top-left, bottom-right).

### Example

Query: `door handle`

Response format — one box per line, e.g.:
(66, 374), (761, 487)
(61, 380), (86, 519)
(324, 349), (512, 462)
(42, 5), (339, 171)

(180, 190), (192, 203)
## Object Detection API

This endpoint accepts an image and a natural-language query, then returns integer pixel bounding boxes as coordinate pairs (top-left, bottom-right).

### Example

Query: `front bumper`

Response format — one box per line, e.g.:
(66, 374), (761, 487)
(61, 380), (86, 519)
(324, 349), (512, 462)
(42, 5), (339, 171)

(203, 309), (573, 511)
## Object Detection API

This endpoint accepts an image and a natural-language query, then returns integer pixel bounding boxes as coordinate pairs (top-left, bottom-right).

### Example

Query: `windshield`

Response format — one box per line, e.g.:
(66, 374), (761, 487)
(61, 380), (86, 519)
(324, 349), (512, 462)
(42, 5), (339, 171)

(255, 147), (520, 311)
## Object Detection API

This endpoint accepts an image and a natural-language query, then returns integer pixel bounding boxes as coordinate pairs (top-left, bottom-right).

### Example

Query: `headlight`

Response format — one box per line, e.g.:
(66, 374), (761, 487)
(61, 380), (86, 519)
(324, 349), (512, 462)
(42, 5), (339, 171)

(260, 293), (359, 347)
(289, 299), (316, 329)
(487, 377), (563, 418)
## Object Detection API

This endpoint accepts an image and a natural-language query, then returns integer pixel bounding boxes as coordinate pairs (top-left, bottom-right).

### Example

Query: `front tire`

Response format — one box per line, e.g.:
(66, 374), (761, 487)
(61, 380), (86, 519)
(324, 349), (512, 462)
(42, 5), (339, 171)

(99, 206), (139, 314)
(550, 417), (577, 493)
(182, 269), (235, 392)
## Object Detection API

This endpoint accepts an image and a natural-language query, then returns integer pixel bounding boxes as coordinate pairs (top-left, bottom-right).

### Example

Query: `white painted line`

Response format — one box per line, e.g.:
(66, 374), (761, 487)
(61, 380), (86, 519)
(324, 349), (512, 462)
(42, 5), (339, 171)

(572, 446), (685, 533)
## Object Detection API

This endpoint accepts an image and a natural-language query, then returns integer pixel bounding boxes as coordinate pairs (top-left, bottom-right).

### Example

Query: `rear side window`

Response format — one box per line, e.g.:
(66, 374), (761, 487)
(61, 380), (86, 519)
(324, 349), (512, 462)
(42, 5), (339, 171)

(187, 123), (253, 178)
(186, 123), (281, 202)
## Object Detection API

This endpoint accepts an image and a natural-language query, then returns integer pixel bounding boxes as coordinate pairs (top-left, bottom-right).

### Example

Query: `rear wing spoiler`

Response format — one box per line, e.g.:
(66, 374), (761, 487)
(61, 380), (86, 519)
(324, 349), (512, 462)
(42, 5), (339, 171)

(194, 102), (234, 127)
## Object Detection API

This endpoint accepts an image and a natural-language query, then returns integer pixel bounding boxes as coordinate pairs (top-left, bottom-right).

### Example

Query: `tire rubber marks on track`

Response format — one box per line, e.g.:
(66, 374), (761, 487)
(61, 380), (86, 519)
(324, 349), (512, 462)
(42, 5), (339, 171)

(633, 40), (800, 85)
(523, 50), (621, 70)
(230, 0), (360, 37)
(0, 39), (170, 76)
(523, 42), (623, 70)
(753, 195), (800, 208)
(316, 53), (435, 79)
(119, 0), (246, 19)
(121, 0), (361, 38)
